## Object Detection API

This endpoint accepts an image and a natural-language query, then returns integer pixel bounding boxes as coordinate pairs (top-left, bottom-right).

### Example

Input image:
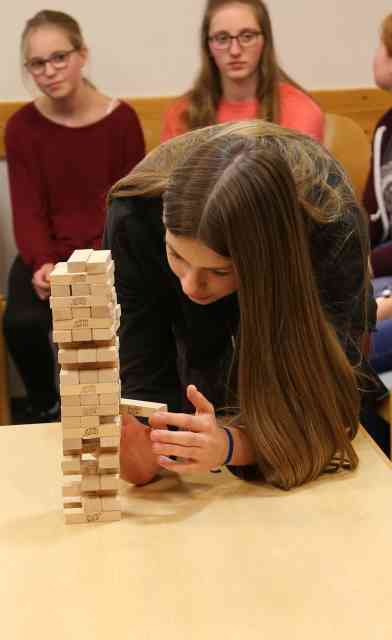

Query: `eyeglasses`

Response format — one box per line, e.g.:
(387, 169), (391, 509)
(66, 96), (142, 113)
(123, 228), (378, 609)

(208, 30), (262, 51)
(24, 49), (78, 76)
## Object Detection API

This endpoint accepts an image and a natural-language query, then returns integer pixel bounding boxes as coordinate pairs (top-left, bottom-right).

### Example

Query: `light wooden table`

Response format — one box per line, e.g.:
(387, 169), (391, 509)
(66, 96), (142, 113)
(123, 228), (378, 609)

(1, 423), (391, 639)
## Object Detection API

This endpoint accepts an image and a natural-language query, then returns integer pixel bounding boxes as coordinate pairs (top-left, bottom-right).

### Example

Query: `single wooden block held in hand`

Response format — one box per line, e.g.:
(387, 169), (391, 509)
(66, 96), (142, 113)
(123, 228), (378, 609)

(120, 398), (167, 418)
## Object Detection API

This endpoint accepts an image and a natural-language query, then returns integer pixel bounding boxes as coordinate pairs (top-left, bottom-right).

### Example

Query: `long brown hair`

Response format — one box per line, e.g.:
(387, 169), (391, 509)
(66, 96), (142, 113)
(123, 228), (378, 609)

(182, 0), (313, 131)
(109, 121), (369, 488)
(162, 134), (362, 489)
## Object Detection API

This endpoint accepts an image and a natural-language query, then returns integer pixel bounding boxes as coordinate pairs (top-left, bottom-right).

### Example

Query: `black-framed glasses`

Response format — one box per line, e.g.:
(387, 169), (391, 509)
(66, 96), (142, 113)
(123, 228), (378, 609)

(209, 30), (262, 51)
(24, 48), (78, 76)
(208, 29), (262, 51)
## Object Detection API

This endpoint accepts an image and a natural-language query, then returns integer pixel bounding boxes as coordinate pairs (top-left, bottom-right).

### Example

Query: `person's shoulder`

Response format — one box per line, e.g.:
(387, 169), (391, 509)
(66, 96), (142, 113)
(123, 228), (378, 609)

(164, 95), (190, 117)
(108, 100), (141, 124)
(106, 195), (162, 245)
(5, 102), (37, 137)
(279, 83), (319, 111)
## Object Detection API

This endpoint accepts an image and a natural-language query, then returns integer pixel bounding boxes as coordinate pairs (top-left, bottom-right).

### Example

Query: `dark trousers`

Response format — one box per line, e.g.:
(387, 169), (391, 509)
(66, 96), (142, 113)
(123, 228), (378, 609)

(3, 256), (58, 412)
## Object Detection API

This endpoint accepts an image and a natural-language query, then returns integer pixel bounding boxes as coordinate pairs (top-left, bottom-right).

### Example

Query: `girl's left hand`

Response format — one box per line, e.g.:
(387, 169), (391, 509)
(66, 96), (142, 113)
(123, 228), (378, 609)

(149, 384), (229, 473)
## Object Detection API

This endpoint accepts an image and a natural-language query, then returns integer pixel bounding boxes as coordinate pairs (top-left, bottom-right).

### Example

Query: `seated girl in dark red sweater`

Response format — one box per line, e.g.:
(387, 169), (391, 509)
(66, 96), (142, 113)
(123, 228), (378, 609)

(4, 10), (145, 422)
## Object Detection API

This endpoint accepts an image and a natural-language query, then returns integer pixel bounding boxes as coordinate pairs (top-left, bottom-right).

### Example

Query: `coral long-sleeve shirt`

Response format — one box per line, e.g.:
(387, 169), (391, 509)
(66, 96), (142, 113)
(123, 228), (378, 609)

(161, 83), (324, 143)
(5, 101), (145, 272)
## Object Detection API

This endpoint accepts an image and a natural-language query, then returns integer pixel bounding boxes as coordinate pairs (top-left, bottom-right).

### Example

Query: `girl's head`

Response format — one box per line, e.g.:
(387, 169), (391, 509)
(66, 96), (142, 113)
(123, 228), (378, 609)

(374, 14), (392, 90)
(163, 130), (362, 488)
(21, 10), (88, 98)
(164, 135), (316, 311)
(200, 0), (277, 93)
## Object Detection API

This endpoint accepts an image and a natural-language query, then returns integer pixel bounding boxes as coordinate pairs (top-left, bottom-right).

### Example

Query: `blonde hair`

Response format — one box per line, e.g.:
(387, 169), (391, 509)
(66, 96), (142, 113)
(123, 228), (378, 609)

(21, 10), (85, 58)
(381, 13), (392, 56)
(109, 121), (368, 488)
(21, 10), (95, 89)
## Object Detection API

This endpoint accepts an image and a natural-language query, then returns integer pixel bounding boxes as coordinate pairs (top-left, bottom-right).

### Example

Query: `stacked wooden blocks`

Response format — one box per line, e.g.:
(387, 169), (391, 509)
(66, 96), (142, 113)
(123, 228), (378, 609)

(50, 249), (122, 524)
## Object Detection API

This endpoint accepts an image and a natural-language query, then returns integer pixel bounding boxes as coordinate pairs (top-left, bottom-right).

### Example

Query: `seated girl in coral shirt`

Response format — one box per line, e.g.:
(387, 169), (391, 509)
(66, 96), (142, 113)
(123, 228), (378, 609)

(161, 0), (324, 143)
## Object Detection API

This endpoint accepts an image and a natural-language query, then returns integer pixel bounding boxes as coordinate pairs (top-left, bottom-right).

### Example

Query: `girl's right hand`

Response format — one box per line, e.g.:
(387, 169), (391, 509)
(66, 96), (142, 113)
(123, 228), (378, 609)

(120, 414), (161, 485)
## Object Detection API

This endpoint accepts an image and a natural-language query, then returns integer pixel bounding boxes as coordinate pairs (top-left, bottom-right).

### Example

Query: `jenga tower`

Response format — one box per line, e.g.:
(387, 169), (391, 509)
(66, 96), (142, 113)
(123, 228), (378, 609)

(49, 249), (122, 524)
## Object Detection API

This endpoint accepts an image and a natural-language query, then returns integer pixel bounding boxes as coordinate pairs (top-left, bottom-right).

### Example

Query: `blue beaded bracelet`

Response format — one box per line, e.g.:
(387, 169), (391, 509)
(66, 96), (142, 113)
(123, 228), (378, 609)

(223, 427), (234, 465)
(210, 427), (234, 473)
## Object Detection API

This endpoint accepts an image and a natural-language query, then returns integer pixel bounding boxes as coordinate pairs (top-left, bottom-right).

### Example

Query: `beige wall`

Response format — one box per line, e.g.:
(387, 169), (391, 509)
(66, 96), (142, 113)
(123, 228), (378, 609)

(1, 0), (392, 393)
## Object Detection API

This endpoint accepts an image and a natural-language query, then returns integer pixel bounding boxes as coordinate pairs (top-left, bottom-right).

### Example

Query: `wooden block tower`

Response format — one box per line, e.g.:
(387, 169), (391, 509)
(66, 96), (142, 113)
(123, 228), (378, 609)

(49, 249), (122, 524)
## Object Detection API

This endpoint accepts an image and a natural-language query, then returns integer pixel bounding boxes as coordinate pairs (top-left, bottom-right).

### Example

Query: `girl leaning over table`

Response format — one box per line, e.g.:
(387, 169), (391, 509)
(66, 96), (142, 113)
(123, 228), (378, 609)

(104, 121), (386, 490)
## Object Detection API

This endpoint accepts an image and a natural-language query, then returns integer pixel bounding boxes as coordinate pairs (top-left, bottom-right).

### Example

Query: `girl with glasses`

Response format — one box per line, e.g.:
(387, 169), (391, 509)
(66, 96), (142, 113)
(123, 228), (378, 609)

(3, 10), (145, 423)
(161, 0), (324, 143)
(104, 121), (386, 489)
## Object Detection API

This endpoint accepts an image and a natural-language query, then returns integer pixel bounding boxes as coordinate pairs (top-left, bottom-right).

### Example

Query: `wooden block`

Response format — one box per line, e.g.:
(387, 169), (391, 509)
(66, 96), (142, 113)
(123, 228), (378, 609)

(86, 262), (115, 284)
(63, 497), (82, 509)
(80, 393), (99, 406)
(98, 368), (119, 383)
(97, 346), (117, 363)
(72, 328), (92, 342)
(61, 382), (120, 396)
(86, 250), (111, 273)
(71, 283), (91, 296)
(52, 306), (73, 321)
(82, 495), (102, 515)
(50, 262), (88, 285)
(64, 507), (88, 524)
(99, 423), (120, 437)
(97, 511), (121, 522)
(100, 475), (119, 493)
(96, 403), (119, 416)
(61, 427), (83, 438)
(58, 349), (78, 364)
(91, 305), (115, 319)
(81, 414), (100, 428)
(99, 392), (120, 405)
(81, 475), (100, 492)
(52, 295), (110, 308)
(100, 415), (121, 426)
(81, 406), (99, 417)
(53, 329), (72, 343)
(51, 284), (71, 297)
(60, 369), (79, 385)
(81, 462), (98, 476)
(48, 262), (68, 284)
(82, 426), (100, 439)
(61, 395), (81, 407)
(64, 425), (100, 439)
(79, 370), (99, 384)
(92, 325), (117, 341)
(72, 307), (91, 319)
(62, 405), (84, 417)
(78, 348), (97, 364)
(67, 249), (93, 273)
(62, 455), (81, 474)
(63, 438), (82, 454)
(101, 496), (121, 512)
(62, 481), (82, 497)
(62, 416), (82, 428)
(119, 398), (167, 418)
(98, 452), (120, 471)
(90, 284), (113, 296)
(100, 435), (120, 449)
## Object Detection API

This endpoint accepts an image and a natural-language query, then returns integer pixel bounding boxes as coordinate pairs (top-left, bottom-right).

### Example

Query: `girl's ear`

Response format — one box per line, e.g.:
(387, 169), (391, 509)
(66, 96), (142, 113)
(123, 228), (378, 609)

(78, 46), (89, 67)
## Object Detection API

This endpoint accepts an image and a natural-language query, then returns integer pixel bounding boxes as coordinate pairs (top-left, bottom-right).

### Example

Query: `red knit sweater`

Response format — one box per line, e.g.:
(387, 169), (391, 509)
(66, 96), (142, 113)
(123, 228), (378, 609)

(5, 101), (145, 272)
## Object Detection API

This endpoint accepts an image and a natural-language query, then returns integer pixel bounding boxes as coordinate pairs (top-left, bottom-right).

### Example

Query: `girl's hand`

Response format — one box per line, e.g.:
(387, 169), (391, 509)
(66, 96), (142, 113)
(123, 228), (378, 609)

(149, 384), (228, 473)
(120, 414), (160, 485)
(32, 262), (54, 300)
